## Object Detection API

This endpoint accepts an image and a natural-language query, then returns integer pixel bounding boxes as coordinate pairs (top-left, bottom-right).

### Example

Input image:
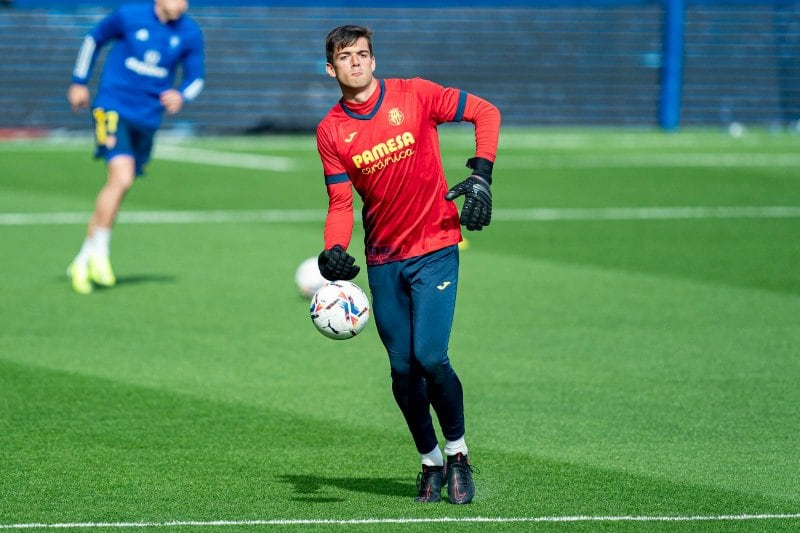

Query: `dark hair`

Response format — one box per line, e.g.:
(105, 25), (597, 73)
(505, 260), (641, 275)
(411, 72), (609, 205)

(325, 25), (373, 64)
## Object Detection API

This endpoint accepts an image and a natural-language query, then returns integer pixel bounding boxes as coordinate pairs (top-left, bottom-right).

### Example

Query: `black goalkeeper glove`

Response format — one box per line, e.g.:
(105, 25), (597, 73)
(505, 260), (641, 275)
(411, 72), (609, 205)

(318, 244), (360, 281)
(444, 156), (493, 231)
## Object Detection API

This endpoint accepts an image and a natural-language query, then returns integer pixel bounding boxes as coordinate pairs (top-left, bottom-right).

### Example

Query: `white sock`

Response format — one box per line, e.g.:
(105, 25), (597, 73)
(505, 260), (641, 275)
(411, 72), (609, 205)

(444, 436), (468, 457)
(73, 237), (93, 266)
(91, 227), (112, 258)
(419, 445), (444, 467)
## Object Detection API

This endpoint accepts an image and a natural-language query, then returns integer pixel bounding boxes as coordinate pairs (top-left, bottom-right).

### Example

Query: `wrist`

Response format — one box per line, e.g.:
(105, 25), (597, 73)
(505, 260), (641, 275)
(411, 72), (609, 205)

(466, 157), (493, 183)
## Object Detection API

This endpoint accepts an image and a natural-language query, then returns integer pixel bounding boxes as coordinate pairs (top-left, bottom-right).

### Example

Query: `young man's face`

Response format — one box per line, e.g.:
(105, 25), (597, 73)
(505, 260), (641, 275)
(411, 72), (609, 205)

(155, 0), (188, 22)
(326, 37), (376, 92)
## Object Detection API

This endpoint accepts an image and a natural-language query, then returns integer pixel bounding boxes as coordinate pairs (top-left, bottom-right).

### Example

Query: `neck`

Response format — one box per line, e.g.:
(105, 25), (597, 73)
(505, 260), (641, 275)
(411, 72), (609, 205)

(154, 3), (179, 23)
(342, 78), (378, 104)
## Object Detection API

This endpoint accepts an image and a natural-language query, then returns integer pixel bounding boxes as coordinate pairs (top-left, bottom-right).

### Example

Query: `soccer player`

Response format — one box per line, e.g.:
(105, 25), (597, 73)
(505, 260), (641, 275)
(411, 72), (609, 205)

(66, 0), (204, 294)
(315, 25), (500, 504)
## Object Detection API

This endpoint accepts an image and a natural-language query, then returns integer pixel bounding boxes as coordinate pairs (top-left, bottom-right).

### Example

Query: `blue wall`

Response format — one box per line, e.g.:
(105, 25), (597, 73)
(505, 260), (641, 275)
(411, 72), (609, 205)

(0, 1), (797, 132)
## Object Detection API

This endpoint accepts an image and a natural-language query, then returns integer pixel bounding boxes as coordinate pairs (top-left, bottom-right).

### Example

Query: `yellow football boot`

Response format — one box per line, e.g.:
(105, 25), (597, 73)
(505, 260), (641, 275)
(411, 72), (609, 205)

(88, 255), (116, 287)
(67, 261), (92, 295)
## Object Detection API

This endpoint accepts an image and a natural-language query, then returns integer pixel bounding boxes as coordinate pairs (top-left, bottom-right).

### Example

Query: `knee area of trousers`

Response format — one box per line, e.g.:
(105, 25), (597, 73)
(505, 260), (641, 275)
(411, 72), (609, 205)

(389, 365), (411, 383)
(420, 358), (454, 383)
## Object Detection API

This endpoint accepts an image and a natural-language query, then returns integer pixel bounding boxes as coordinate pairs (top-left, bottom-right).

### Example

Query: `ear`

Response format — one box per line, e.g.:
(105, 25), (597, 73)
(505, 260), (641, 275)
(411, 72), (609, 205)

(370, 57), (376, 73)
(325, 63), (336, 79)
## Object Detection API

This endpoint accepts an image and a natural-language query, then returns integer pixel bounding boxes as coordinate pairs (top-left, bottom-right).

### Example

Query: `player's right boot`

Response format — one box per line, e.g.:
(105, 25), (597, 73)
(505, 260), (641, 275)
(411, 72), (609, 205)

(88, 255), (116, 287)
(414, 464), (444, 503)
(67, 261), (92, 295)
(446, 453), (475, 504)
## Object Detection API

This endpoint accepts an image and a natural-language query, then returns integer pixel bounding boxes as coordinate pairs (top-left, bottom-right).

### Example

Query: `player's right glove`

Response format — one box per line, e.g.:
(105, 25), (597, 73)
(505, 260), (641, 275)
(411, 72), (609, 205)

(318, 244), (360, 281)
(444, 157), (493, 231)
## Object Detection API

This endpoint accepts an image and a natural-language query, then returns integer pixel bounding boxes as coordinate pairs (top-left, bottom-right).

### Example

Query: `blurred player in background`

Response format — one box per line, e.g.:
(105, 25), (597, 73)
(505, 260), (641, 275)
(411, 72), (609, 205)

(315, 25), (500, 504)
(66, 0), (204, 294)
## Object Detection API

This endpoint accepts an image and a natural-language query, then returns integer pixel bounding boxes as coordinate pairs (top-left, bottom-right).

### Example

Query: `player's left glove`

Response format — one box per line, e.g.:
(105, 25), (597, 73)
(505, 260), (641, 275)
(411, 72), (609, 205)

(318, 244), (360, 281)
(444, 157), (493, 231)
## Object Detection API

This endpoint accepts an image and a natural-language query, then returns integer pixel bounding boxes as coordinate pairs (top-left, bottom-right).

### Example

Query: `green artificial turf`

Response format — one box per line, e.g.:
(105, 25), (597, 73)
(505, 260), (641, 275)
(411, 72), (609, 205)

(1, 128), (798, 531)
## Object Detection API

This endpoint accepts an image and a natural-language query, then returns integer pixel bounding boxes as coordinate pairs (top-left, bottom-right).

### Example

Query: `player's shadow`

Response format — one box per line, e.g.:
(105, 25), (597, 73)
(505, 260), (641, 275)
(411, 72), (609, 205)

(113, 273), (178, 286)
(277, 474), (412, 503)
(56, 273), (178, 290)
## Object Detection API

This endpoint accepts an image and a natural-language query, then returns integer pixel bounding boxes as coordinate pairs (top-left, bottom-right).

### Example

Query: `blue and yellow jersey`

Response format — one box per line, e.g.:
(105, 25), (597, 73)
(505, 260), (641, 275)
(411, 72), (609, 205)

(71, 3), (204, 130)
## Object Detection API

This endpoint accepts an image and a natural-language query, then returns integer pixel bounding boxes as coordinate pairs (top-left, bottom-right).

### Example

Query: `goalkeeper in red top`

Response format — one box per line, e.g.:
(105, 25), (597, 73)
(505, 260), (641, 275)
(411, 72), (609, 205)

(315, 25), (500, 504)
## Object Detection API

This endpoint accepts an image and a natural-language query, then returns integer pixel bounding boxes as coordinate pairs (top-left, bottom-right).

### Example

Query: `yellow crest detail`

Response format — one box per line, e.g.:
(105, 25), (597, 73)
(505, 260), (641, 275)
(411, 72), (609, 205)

(388, 107), (404, 126)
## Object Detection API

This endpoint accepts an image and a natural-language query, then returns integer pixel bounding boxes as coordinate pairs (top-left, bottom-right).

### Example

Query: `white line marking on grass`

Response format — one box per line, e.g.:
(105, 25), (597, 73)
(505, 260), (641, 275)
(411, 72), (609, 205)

(0, 140), (295, 171)
(153, 145), (294, 172)
(494, 153), (800, 168)
(117, 209), (326, 224)
(2, 514), (800, 529)
(2, 206), (800, 227)
(492, 205), (800, 221)
(0, 210), (325, 226)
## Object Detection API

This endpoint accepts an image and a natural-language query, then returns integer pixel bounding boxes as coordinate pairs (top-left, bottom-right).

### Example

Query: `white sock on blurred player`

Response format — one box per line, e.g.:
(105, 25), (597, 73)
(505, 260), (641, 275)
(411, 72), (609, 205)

(73, 238), (93, 266)
(91, 227), (111, 258)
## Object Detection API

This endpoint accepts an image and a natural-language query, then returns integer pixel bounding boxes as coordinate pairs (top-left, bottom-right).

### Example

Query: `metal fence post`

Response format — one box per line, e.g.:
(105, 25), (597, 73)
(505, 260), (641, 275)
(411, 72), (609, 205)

(659, 0), (685, 130)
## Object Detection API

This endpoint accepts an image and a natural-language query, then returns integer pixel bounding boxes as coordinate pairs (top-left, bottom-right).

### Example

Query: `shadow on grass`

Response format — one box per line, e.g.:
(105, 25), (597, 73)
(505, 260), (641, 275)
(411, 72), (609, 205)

(113, 273), (178, 286)
(55, 273), (178, 288)
(277, 474), (412, 503)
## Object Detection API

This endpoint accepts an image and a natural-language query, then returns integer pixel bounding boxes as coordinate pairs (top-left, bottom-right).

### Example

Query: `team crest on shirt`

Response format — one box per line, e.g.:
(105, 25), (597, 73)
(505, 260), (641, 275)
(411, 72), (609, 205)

(170, 36), (181, 48)
(135, 29), (149, 41)
(388, 107), (404, 126)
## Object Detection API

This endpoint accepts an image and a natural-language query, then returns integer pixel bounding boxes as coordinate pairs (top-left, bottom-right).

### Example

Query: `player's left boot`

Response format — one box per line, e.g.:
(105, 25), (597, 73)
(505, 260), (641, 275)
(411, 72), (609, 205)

(88, 255), (116, 287)
(446, 453), (475, 504)
(414, 464), (444, 503)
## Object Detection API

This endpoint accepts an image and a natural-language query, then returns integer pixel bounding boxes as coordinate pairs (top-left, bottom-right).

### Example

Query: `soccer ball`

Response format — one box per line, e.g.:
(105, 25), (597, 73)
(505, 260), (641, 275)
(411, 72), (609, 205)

(295, 256), (327, 298)
(310, 280), (370, 340)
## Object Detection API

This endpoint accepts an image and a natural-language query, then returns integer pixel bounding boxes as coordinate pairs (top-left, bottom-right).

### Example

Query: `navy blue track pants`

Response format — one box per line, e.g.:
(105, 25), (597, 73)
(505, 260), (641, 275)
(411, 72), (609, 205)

(367, 244), (465, 454)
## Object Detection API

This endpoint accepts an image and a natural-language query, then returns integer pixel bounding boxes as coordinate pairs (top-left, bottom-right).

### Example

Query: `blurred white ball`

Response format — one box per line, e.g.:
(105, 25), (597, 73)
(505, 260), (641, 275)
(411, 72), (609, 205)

(728, 122), (746, 138)
(294, 256), (327, 298)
